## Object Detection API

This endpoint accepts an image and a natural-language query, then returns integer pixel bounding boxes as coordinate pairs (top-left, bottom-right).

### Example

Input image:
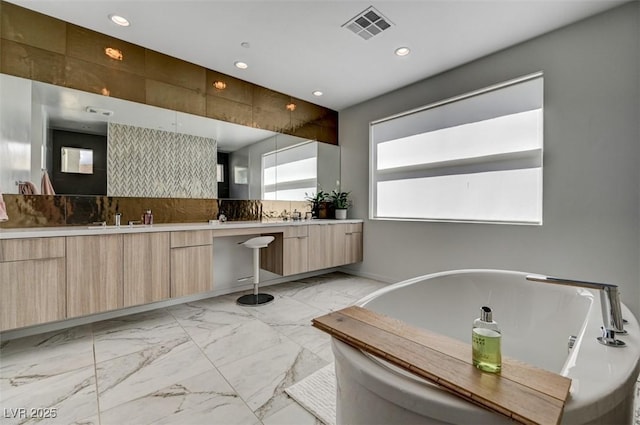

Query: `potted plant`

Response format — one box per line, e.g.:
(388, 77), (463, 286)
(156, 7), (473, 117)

(330, 189), (351, 220)
(305, 190), (330, 219)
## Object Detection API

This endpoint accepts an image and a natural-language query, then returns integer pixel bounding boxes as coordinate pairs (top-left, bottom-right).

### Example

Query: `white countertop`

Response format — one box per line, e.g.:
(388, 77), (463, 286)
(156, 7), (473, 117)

(0, 219), (364, 239)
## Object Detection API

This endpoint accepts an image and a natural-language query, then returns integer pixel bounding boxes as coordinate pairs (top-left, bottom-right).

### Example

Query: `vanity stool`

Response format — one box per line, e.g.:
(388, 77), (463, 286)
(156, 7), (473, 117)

(237, 235), (275, 306)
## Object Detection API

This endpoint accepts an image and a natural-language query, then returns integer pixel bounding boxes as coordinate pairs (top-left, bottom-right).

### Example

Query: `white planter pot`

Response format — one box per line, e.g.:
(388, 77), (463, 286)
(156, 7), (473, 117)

(335, 209), (347, 220)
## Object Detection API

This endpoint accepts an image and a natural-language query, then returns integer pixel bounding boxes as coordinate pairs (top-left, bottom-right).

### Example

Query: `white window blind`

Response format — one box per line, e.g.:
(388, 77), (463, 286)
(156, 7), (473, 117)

(262, 141), (317, 200)
(370, 72), (543, 224)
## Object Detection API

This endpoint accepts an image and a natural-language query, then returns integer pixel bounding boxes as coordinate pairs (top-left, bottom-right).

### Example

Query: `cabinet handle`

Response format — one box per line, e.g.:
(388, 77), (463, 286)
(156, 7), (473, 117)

(297, 236), (307, 239)
(345, 232), (352, 235)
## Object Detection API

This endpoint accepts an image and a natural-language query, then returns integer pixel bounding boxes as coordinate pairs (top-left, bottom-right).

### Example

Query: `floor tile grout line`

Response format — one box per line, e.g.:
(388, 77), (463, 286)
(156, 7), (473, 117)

(91, 325), (102, 425)
(168, 287), (329, 423)
(166, 305), (264, 425)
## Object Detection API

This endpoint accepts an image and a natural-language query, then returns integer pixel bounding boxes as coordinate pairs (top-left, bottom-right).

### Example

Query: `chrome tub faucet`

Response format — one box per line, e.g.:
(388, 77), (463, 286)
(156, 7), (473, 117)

(526, 275), (626, 347)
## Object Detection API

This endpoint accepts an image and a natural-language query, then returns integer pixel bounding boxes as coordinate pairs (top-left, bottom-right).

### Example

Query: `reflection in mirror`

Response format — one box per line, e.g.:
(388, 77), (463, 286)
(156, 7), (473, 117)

(234, 167), (248, 185)
(0, 74), (340, 200)
(60, 147), (93, 174)
(263, 141), (317, 200)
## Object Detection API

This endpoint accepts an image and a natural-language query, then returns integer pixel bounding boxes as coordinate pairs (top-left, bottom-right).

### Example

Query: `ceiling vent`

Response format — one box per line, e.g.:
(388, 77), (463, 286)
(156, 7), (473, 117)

(342, 6), (393, 40)
(85, 106), (114, 117)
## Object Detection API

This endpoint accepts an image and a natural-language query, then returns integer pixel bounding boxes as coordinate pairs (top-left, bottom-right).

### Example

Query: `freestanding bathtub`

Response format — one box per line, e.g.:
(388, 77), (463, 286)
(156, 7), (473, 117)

(333, 269), (640, 424)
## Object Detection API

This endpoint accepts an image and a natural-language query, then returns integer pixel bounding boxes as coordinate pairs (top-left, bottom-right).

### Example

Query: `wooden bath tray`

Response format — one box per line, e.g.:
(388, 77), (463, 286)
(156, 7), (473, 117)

(312, 306), (571, 425)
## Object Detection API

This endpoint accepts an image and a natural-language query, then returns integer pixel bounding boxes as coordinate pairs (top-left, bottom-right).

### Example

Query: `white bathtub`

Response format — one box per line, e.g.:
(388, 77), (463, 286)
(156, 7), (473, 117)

(333, 269), (640, 424)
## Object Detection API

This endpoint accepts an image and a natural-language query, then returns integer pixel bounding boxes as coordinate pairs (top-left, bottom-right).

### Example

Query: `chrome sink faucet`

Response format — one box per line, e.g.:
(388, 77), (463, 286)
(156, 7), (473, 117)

(526, 275), (626, 347)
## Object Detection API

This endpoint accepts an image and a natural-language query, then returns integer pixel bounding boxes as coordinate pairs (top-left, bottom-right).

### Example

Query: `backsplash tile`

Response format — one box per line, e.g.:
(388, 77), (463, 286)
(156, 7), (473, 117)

(0, 196), (313, 229)
(1, 195), (66, 227)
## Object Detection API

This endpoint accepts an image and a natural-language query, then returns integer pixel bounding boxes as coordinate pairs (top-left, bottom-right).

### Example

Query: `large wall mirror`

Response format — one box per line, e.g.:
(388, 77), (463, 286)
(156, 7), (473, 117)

(0, 73), (340, 200)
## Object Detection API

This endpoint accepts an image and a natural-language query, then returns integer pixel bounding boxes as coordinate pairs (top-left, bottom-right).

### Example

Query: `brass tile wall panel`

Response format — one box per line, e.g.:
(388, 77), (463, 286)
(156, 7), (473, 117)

(64, 195), (112, 226)
(66, 25), (145, 76)
(252, 107), (291, 132)
(1, 39), (65, 84)
(0, 194), (316, 229)
(146, 50), (206, 93)
(64, 196), (218, 226)
(137, 198), (217, 223)
(0, 195), (66, 228)
(1, 2), (65, 54)
(206, 95), (253, 127)
(319, 110), (339, 130)
(218, 199), (261, 221)
(253, 85), (291, 113)
(316, 124), (338, 145)
(289, 121), (322, 142)
(292, 98), (326, 124)
(206, 70), (253, 105)
(64, 57), (146, 103)
(146, 79), (205, 116)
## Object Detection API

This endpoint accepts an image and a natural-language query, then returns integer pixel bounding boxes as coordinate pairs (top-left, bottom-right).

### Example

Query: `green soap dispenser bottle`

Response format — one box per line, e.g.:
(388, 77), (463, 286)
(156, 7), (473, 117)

(472, 306), (502, 373)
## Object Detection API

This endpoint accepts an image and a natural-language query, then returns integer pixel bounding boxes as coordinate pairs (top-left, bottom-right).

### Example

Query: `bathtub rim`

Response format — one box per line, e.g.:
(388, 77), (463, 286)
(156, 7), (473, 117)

(332, 268), (640, 424)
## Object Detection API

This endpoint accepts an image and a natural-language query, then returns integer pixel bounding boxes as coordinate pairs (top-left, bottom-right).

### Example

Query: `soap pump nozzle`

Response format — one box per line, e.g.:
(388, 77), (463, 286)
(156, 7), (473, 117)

(480, 306), (492, 322)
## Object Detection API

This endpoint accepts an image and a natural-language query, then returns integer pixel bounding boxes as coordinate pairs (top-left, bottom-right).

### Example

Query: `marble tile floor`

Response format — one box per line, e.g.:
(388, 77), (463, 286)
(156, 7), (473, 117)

(0, 272), (388, 425)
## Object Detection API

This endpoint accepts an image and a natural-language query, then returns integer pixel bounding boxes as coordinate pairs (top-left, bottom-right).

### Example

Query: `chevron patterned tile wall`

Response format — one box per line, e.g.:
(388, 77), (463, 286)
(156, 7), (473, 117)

(107, 123), (217, 198)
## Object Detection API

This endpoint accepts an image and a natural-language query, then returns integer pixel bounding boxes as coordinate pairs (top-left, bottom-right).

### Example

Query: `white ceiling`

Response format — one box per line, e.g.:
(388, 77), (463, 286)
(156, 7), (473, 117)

(8, 0), (627, 111)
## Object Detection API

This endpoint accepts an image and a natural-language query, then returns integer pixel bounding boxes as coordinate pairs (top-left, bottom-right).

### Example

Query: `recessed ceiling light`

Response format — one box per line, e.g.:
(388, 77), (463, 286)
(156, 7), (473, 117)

(312, 90), (323, 97)
(395, 47), (410, 56)
(108, 14), (130, 27)
(234, 61), (248, 70)
(213, 80), (227, 90)
(104, 47), (123, 61)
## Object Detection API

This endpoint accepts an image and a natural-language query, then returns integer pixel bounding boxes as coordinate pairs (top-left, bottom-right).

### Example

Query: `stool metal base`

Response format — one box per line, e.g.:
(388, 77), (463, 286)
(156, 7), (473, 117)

(237, 293), (274, 306)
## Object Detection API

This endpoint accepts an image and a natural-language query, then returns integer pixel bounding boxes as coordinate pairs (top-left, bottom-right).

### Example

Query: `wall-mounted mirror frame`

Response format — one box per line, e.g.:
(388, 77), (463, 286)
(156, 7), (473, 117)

(0, 73), (340, 200)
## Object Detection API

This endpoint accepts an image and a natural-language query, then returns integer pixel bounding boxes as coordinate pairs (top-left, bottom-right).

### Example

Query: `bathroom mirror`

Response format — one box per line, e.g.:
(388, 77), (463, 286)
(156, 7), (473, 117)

(0, 74), (340, 200)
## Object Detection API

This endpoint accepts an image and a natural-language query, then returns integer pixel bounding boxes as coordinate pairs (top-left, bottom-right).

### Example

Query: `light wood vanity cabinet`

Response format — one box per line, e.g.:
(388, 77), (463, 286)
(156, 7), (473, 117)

(170, 230), (213, 298)
(261, 226), (310, 276)
(66, 234), (124, 318)
(344, 223), (363, 265)
(123, 233), (170, 307)
(308, 222), (363, 271)
(0, 237), (66, 331)
(308, 223), (343, 270)
(0, 221), (362, 331)
(282, 225), (309, 276)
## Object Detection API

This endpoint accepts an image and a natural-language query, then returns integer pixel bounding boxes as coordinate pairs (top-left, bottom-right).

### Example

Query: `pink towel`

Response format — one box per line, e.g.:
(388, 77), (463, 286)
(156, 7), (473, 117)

(18, 181), (38, 195)
(0, 193), (8, 222)
(41, 170), (55, 195)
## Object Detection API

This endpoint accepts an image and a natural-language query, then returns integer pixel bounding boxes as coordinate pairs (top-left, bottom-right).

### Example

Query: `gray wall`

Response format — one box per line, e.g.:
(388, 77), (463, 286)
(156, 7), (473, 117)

(339, 3), (640, 316)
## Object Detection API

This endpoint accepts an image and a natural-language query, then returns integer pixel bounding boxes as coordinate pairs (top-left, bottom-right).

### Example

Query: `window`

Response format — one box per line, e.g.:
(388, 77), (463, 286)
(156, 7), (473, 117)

(262, 141), (317, 200)
(370, 72), (543, 224)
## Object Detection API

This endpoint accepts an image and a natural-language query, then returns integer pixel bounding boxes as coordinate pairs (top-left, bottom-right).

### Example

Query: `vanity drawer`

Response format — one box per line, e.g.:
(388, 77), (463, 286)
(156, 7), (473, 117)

(345, 223), (363, 234)
(170, 230), (213, 248)
(283, 225), (308, 238)
(0, 237), (65, 262)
